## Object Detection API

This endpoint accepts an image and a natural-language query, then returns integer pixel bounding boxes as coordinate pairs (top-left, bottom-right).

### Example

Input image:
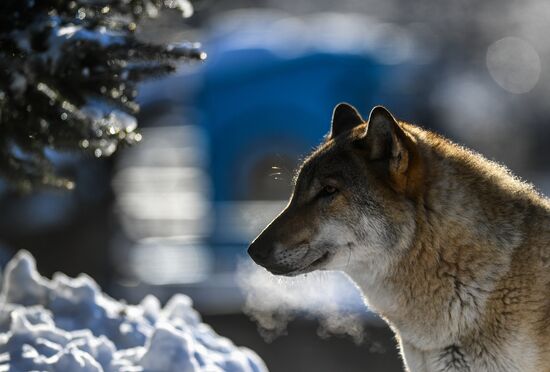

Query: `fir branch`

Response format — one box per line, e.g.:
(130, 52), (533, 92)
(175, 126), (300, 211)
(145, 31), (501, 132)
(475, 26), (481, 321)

(0, 0), (205, 191)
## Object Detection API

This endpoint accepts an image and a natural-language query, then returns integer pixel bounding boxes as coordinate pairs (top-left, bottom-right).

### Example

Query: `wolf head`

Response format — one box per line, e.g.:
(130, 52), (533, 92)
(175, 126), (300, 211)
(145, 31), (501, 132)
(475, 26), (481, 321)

(248, 103), (423, 278)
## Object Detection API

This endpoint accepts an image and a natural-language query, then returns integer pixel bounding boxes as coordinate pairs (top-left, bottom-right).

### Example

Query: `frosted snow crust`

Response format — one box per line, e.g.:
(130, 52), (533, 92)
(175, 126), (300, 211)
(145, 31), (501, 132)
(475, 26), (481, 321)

(0, 251), (267, 372)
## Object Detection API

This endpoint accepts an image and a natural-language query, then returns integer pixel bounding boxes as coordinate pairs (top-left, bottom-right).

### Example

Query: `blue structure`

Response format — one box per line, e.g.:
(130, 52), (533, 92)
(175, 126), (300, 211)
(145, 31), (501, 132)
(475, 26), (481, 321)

(141, 12), (425, 202)
(198, 51), (390, 200)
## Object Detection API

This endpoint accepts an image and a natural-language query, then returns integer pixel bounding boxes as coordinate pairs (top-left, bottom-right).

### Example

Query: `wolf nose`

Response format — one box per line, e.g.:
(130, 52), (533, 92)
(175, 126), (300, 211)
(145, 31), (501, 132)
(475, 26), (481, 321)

(247, 239), (272, 264)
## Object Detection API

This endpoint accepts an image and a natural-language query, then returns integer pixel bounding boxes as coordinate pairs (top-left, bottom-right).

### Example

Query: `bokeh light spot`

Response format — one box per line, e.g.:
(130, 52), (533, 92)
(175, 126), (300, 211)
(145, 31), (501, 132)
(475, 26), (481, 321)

(486, 36), (541, 94)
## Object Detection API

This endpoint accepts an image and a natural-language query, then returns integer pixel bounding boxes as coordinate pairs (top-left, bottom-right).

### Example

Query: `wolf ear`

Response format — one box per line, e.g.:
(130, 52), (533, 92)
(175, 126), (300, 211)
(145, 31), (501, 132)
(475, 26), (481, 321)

(364, 106), (411, 192)
(329, 103), (364, 139)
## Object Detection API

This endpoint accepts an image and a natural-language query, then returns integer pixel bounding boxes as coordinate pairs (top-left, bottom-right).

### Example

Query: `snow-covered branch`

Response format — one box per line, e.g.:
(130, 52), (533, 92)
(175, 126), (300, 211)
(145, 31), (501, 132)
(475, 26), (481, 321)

(0, 0), (205, 191)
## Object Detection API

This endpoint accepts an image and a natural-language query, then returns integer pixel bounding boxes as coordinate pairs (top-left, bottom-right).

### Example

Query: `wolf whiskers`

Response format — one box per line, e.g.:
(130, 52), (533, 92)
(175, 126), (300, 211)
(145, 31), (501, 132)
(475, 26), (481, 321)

(269, 166), (284, 181)
(270, 162), (293, 182)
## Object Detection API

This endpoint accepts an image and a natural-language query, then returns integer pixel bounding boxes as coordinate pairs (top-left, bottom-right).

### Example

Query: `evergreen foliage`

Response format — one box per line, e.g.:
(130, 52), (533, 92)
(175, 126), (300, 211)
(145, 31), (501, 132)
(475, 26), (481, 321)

(0, 0), (205, 191)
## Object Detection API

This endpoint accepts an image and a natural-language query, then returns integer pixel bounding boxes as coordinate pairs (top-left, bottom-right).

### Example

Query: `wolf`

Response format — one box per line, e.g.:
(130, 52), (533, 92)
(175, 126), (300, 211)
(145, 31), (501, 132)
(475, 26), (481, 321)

(248, 103), (550, 372)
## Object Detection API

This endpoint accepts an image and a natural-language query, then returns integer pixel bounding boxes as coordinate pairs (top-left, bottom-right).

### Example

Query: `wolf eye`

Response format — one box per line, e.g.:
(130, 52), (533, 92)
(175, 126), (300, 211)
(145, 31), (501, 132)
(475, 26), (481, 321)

(320, 185), (338, 196)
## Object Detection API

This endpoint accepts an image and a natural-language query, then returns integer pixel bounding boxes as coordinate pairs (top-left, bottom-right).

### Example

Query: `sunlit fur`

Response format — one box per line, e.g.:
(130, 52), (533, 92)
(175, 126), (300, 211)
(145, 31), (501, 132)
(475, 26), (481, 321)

(248, 106), (550, 372)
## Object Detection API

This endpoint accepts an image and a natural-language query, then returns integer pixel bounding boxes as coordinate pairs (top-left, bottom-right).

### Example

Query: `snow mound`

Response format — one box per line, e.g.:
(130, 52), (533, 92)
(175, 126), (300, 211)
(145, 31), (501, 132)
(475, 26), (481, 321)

(0, 251), (267, 372)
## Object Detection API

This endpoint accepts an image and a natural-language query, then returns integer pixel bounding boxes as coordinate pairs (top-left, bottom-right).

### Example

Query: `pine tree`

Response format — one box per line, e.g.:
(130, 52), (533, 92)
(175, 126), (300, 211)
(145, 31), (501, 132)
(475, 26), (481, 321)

(0, 0), (205, 191)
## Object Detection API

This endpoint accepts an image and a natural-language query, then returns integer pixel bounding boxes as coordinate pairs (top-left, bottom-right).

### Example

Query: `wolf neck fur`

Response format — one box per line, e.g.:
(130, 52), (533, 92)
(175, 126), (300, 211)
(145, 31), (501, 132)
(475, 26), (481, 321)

(347, 125), (550, 351)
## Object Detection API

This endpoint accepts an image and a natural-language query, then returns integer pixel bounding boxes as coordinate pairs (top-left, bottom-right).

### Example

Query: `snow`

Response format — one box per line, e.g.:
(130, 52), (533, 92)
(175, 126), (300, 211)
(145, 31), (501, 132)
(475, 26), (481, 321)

(0, 251), (267, 372)
(79, 100), (140, 157)
(11, 16), (126, 74)
(147, 0), (194, 18)
(56, 25), (125, 48)
(81, 100), (137, 134)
